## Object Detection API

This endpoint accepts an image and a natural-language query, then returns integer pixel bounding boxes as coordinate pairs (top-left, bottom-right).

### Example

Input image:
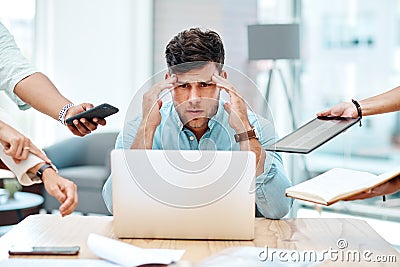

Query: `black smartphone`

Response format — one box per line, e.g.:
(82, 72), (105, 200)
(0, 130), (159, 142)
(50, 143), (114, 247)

(8, 245), (80, 255)
(65, 103), (119, 125)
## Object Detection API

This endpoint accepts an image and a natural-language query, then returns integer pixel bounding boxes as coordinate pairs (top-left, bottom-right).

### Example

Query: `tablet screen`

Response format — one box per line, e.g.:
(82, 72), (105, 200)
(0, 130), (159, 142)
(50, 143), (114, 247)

(266, 116), (361, 154)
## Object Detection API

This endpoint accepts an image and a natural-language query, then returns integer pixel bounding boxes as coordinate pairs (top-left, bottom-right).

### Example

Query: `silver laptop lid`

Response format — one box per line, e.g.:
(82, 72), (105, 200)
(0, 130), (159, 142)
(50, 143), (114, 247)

(112, 149), (255, 240)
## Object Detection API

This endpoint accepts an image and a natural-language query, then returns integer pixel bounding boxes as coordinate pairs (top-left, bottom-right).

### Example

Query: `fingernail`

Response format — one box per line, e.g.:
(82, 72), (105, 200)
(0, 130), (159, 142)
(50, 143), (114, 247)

(81, 118), (86, 123)
(93, 118), (98, 123)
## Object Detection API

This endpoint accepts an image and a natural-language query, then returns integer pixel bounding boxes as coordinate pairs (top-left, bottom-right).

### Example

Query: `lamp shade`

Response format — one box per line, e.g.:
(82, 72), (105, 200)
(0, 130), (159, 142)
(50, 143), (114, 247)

(248, 24), (300, 60)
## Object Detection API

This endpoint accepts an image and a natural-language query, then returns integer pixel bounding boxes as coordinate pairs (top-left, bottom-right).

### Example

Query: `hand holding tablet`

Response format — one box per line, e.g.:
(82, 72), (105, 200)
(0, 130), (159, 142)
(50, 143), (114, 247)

(266, 116), (361, 154)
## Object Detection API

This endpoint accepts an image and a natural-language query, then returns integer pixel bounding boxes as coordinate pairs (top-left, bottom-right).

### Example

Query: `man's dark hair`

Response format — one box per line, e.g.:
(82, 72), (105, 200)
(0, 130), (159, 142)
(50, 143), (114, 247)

(165, 28), (225, 73)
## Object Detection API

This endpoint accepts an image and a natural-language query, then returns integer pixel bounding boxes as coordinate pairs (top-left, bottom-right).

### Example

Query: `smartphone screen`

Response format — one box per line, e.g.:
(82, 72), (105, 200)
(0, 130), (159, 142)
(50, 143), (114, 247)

(8, 245), (80, 255)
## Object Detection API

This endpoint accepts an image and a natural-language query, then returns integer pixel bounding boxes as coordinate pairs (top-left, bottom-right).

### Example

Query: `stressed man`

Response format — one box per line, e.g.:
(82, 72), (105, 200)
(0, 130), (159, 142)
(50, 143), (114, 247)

(103, 28), (292, 219)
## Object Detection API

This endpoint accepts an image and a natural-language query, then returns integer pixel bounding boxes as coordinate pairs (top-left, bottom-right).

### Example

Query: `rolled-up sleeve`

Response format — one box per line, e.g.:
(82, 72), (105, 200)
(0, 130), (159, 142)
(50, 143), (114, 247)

(0, 22), (36, 110)
(252, 115), (293, 219)
(0, 111), (44, 185)
(0, 148), (43, 186)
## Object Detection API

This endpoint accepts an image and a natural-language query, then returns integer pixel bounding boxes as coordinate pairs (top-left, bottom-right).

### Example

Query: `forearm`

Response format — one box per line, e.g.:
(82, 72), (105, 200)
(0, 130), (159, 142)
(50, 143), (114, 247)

(255, 153), (292, 219)
(359, 86), (400, 116)
(13, 72), (72, 120)
(239, 138), (265, 177)
(130, 123), (157, 149)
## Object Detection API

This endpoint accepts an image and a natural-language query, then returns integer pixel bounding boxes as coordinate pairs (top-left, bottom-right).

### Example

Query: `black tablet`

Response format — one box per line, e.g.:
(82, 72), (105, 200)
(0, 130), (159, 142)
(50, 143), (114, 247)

(266, 116), (361, 154)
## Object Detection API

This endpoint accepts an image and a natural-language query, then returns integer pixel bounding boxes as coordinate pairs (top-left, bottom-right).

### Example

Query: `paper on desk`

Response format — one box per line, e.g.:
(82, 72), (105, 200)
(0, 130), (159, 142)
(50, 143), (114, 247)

(87, 233), (185, 267)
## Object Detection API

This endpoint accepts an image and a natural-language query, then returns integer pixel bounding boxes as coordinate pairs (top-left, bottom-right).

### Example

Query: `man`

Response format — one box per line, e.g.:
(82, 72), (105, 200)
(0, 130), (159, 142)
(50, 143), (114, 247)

(103, 28), (292, 219)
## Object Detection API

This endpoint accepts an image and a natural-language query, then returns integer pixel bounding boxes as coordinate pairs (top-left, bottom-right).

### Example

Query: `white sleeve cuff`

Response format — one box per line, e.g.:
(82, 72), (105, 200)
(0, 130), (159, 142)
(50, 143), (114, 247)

(0, 147), (44, 186)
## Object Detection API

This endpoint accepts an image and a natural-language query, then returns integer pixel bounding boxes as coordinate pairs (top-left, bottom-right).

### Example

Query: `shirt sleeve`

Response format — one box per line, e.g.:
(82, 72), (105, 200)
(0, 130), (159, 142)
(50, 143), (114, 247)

(0, 111), (45, 185)
(252, 115), (293, 219)
(102, 117), (142, 213)
(0, 21), (36, 110)
(0, 148), (44, 186)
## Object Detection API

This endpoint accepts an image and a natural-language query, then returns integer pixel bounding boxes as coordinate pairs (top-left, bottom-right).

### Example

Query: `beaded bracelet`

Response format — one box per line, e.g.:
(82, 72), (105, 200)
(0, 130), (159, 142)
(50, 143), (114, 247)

(351, 99), (362, 127)
(58, 103), (74, 125)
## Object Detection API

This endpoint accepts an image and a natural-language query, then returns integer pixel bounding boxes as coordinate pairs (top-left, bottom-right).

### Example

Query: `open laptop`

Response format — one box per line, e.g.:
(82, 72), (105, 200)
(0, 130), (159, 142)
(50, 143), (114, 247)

(111, 149), (255, 240)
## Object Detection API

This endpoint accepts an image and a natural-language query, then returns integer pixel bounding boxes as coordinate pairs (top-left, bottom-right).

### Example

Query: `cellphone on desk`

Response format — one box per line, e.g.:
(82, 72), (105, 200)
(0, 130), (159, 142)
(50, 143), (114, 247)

(65, 103), (119, 126)
(8, 245), (80, 255)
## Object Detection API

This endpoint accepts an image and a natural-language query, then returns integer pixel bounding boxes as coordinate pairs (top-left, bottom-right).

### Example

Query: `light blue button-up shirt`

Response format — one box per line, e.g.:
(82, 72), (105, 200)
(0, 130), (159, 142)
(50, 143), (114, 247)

(103, 101), (292, 219)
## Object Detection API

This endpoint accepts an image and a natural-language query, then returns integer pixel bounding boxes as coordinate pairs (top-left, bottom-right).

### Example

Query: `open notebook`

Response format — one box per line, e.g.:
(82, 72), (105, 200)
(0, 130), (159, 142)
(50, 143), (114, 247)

(285, 167), (400, 205)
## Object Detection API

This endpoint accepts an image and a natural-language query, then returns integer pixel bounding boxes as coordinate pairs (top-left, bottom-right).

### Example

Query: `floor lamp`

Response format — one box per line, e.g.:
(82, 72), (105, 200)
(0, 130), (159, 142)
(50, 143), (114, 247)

(248, 24), (311, 206)
(247, 23), (300, 129)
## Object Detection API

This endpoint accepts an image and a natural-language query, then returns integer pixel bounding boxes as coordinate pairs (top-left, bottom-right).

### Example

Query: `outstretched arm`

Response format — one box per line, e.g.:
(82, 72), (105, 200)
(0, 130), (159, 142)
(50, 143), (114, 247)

(317, 86), (400, 118)
(14, 73), (106, 136)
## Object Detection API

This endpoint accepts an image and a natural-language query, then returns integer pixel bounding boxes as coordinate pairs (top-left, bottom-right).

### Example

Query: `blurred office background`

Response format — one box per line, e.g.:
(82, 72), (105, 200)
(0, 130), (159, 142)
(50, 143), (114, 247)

(0, 0), (399, 248)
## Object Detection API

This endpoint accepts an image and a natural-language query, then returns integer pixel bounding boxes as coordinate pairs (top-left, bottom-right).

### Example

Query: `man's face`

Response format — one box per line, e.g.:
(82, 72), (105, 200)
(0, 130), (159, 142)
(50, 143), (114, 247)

(168, 63), (223, 132)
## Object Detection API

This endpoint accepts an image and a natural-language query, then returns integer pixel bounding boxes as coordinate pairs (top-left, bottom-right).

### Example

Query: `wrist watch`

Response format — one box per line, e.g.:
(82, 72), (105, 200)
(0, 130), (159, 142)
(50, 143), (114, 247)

(36, 164), (54, 179)
(234, 127), (259, 143)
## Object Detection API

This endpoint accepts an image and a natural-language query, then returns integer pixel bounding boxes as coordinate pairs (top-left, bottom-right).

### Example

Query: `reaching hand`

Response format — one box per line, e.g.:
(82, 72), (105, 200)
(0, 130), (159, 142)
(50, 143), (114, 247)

(0, 121), (51, 164)
(65, 103), (107, 137)
(344, 177), (400, 201)
(317, 102), (358, 118)
(41, 169), (78, 216)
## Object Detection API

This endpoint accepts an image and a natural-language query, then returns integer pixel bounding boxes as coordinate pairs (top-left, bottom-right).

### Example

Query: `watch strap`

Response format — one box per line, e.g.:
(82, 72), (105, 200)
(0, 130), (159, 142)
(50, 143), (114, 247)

(234, 127), (258, 143)
(36, 164), (54, 179)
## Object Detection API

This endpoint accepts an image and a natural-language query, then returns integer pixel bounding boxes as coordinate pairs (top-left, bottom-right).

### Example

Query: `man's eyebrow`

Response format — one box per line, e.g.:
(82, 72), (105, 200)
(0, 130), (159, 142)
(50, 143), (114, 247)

(175, 79), (214, 84)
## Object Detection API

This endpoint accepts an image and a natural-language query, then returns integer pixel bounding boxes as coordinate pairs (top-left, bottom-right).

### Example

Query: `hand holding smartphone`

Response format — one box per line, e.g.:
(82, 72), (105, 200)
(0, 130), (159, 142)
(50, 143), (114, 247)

(8, 245), (80, 255)
(65, 103), (119, 126)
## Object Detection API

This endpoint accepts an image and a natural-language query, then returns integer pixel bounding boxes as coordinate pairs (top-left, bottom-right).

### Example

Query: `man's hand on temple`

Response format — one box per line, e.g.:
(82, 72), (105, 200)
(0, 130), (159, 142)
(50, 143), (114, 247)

(212, 73), (251, 132)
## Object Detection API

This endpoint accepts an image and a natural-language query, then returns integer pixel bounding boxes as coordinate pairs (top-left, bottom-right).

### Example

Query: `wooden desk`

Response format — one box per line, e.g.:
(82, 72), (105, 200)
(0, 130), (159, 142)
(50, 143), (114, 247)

(0, 214), (398, 265)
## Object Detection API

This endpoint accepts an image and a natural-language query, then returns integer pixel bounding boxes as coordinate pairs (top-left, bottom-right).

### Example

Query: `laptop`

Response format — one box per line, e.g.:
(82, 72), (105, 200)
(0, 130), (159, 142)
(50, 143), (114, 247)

(111, 149), (255, 240)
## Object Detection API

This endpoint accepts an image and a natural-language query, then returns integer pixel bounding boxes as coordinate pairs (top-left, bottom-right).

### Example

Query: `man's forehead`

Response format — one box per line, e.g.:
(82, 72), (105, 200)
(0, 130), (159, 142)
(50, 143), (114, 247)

(175, 66), (217, 83)
(175, 71), (213, 83)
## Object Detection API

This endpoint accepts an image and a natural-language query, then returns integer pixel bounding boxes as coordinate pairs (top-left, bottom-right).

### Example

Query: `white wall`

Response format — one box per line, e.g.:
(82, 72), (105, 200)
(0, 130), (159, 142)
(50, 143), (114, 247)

(33, 0), (153, 145)
(153, 0), (259, 108)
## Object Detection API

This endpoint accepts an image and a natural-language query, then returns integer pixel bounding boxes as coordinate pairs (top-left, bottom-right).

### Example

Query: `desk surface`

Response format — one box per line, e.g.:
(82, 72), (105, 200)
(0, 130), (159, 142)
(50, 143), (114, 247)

(0, 214), (398, 265)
